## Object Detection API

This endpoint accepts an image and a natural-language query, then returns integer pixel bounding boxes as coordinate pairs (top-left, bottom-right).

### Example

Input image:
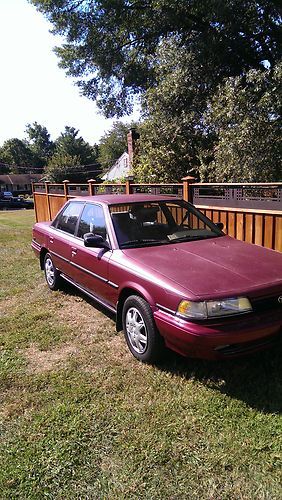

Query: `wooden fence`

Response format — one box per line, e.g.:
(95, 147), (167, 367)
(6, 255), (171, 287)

(32, 178), (282, 252)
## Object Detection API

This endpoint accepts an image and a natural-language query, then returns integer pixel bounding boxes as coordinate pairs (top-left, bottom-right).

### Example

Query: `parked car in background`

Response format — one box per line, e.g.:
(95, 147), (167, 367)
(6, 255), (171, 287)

(1, 191), (13, 199)
(32, 195), (282, 363)
(0, 196), (34, 210)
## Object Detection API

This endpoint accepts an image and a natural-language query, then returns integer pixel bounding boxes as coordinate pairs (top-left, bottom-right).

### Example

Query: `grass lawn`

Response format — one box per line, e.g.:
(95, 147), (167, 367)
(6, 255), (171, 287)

(0, 210), (281, 499)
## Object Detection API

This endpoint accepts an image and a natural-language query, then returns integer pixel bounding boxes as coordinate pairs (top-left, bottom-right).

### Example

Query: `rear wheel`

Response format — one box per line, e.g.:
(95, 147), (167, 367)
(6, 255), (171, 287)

(44, 253), (61, 290)
(122, 295), (164, 363)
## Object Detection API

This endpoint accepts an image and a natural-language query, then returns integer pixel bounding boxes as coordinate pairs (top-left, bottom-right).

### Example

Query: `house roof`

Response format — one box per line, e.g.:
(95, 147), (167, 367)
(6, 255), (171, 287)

(0, 174), (42, 185)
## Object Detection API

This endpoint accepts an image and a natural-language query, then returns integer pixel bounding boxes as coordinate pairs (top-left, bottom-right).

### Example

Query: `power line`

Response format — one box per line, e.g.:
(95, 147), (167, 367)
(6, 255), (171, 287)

(0, 152), (128, 172)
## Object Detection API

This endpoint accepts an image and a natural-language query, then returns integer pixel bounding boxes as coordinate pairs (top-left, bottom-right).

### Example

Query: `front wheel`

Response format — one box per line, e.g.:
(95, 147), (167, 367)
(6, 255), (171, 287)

(44, 253), (61, 290)
(122, 295), (164, 363)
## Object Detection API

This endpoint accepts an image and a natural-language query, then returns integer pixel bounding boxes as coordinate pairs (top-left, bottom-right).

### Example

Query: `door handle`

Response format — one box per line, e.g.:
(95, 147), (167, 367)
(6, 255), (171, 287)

(49, 237), (54, 244)
(71, 247), (77, 256)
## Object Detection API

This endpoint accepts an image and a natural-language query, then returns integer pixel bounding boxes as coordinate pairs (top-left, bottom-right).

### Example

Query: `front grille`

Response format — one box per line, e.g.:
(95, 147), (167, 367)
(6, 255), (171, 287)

(251, 295), (282, 314)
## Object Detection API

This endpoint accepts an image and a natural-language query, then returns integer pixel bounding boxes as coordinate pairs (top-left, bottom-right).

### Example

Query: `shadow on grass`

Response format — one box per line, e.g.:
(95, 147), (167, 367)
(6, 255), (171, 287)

(157, 339), (282, 414)
(59, 280), (116, 322)
(58, 280), (282, 414)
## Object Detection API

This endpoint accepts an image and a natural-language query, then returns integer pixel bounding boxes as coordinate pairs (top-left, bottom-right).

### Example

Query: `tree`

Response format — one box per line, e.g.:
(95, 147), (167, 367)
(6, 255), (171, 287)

(0, 138), (38, 173)
(30, 0), (281, 116)
(199, 63), (282, 182)
(54, 126), (98, 166)
(98, 121), (137, 171)
(45, 153), (84, 182)
(44, 126), (100, 181)
(25, 122), (55, 166)
(134, 40), (217, 181)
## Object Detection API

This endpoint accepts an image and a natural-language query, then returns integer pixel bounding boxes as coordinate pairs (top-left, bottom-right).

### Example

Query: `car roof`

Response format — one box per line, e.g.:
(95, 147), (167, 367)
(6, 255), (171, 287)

(70, 194), (183, 205)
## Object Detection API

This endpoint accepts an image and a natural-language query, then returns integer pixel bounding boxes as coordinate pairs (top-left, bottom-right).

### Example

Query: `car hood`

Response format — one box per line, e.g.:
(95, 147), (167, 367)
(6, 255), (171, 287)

(123, 236), (282, 299)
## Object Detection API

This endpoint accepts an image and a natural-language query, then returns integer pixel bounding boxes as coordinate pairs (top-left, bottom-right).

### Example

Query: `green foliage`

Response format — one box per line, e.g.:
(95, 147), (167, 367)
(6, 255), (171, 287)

(0, 124), (100, 181)
(199, 64), (282, 182)
(0, 138), (38, 173)
(134, 41), (214, 181)
(98, 121), (136, 172)
(44, 126), (100, 182)
(45, 153), (84, 182)
(30, 1), (281, 118)
(54, 126), (97, 165)
(30, 0), (281, 182)
(25, 122), (55, 166)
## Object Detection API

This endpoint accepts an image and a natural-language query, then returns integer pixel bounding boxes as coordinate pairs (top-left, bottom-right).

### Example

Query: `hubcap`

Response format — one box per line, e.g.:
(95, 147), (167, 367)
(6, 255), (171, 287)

(125, 307), (147, 354)
(45, 257), (55, 286)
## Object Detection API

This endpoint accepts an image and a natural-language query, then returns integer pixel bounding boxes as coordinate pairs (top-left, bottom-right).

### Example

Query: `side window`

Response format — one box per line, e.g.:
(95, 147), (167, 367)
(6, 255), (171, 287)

(55, 202), (83, 235)
(77, 204), (107, 239)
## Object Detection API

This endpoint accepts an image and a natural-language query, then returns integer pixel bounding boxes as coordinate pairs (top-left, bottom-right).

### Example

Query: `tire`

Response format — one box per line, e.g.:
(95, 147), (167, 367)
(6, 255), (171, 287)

(44, 253), (61, 290)
(122, 295), (164, 363)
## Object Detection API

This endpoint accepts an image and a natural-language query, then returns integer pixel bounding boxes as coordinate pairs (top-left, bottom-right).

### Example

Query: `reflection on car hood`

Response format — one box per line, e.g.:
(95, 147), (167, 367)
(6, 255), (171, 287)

(123, 236), (282, 298)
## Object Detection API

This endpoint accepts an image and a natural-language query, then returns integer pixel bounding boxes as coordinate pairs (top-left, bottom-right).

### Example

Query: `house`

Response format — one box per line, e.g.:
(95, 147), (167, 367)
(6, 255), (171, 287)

(0, 174), (43, 196)
(102, 128), (139, 181)
(102, 152), (131, 181)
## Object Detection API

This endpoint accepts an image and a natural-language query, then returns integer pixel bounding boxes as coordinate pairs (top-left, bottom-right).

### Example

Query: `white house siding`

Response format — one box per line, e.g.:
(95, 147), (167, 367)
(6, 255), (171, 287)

(102, 152), (131, 181)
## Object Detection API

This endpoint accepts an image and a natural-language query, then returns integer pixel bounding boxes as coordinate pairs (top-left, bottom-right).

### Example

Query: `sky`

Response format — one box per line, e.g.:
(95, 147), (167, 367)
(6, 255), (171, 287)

(0, 0), (134, 146)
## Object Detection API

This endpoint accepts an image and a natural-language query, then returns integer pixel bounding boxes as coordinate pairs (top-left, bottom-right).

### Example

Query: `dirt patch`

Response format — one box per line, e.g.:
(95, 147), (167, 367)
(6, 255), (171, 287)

(0, 282), (48, 316)
(55, 292), (115, 340)
(107, 335), (132, 363)
(20, 287), (135, 374)
(22, 343), (78, 373)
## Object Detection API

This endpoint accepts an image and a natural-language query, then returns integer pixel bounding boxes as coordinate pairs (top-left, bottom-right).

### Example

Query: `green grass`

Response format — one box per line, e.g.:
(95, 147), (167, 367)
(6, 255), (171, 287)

(0, 210), (281, 499)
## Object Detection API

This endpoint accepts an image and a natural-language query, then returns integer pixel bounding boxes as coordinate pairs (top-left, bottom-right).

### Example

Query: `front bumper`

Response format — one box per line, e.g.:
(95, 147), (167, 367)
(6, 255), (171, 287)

(154, 308), (282, 359)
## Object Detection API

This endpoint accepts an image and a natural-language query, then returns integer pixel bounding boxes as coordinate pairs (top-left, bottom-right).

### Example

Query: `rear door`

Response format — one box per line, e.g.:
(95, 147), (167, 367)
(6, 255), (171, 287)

(49, 201), (84, 277)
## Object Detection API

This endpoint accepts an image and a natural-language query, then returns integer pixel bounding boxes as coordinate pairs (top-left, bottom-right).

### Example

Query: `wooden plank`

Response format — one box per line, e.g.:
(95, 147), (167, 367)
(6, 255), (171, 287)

(228, 212), (236, 237)
(219, 211), (227, 233)
(212, 211), (219, 223)
(195, 205), (282, 216)
(263, 215), (274, 249)
(254, 215), (263, 246)
(192, 214), (199, 229)
(245, 214), (253, 243)
(34, 194), (50, 222)
(206, 210), (212, 221)
(49, 196), (66, 219)
(236, 213), (244, 241)
(274, 216), (282, 252)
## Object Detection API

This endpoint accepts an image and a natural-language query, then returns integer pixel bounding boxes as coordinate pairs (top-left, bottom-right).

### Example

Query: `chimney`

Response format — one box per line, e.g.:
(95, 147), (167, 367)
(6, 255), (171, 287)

(127, 128), (140, 166)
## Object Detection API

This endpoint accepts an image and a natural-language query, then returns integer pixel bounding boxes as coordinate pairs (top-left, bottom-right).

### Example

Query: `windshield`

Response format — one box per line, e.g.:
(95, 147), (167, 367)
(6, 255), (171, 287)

(110, 200), (223, 249)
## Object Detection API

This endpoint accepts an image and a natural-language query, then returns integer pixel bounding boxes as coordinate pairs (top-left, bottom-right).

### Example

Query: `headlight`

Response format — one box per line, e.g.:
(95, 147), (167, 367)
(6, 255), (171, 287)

(177, 297), (252, 320)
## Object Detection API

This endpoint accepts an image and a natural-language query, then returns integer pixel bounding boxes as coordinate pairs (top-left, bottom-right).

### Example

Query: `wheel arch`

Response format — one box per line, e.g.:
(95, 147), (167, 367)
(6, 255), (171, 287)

(116, 283), (155, 331)
(39, 247), (48, 270)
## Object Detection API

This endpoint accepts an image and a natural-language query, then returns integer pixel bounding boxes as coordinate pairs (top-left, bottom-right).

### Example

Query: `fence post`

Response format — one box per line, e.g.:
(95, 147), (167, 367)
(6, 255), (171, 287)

(45, 181), (52, 221)
(182, 176), (196, 203)
(126, 176), (134, 195)
(62, 180), (69, 201)
(32, 182), (39, 222)
(88, 179), (96, 196)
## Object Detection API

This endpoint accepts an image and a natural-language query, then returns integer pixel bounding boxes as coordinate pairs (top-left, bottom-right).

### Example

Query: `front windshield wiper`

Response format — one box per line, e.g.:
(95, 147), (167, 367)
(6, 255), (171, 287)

(169, 234), (219, 243)
(120, 239), (167, 249)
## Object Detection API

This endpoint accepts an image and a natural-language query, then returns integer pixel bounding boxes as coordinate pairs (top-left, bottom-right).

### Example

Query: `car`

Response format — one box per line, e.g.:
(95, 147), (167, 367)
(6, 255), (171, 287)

(1, 191), (13, 199)
(0, 196), (34, 210)
(32, 194), (282, 363)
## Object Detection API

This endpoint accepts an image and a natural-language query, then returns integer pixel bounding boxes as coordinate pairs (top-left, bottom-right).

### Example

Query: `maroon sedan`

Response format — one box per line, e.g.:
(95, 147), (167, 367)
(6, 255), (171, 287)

(32, 194), (282, 362)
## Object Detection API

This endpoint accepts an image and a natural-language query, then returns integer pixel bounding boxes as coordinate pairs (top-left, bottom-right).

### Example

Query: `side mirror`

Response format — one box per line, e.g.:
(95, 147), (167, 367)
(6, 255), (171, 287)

(215, 222), (224, 231)
(83, 233), (110, 249)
